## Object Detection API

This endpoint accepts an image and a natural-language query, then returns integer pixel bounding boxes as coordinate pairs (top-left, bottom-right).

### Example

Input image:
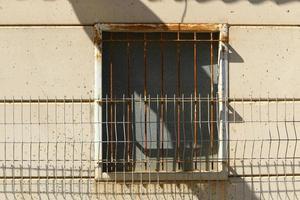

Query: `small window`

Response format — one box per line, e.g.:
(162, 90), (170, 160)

(94, 24), (228, 181)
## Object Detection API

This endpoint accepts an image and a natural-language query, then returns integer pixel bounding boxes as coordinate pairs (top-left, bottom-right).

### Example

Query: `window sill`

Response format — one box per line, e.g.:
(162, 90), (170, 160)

(95, 168), (228, 182)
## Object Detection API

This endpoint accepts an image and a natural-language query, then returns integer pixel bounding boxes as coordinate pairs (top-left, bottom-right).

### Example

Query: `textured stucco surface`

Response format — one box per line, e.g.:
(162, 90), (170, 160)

(0, 27), (94, 98)
(0, 0), (300, 198)
(0, 0), (299, 25)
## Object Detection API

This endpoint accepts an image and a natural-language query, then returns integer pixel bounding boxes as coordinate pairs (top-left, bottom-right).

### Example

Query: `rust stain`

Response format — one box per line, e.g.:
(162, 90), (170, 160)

(220, 34), (229, 43)
(94, 25), (102, 59)
(93, 26), (102, 45)
(220, 24), (229, 43)
(96, 52), (101, 59)
(100, 23), (222, 32)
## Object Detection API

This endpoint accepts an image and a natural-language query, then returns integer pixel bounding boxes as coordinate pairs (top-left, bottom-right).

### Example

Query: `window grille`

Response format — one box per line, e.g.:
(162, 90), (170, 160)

(94, 24), (229, 181)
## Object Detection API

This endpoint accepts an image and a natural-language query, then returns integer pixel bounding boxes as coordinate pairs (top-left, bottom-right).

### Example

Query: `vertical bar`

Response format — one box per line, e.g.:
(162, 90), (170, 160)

(139, 95), (143, 171)
(182, 94), (186, 170)
(193, 32), (198, 169)
(284, 97), (289, 167)
(88, 98), (92, 194)
(105, 95), (109, 173)
(143, 33), (148, 170)
(210, 32), (214, 169)
(131, 94), (135, 173)
(12, 98), (15, 178)
(21, 97), (24, 182)
(63, 98), (66, 179)
(160, 32), (165, 170)
(156, 94), (160, 171)
(126, 33), (132, 171)
(71, 98), (75, 176)
(165, 94), (169, 172)
(176, 31), (181, 170)
(199, 94), (202, 170)
(292, 97), (297, 199)
(109, 32), (115, 171)
(29, 97), (32, 194)
(173, 94), (177, 171)
(80, 97), (84, 179)
(12, 97), (15, 189)
(71, 98), (74, 194)
(114, 99), (118, 173)
(206, 94), (210, 171)
(54, 97), (57, 193)
(94, 24), (102, 177)
(3, 98), (6, 194)
(147, 95), (151, 175)
(38, 98), (41, 180)
(190, 94), (194, 168)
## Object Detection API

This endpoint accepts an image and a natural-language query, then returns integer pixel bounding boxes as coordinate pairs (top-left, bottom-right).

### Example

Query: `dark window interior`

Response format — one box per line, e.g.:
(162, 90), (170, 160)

(101, 31), (220, 172)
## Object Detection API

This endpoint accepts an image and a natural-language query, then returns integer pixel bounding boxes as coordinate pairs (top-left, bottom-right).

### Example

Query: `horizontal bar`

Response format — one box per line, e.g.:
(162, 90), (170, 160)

(101, 39), (221, 42)
(99, 23), (223, 32)
(230, 97), (300, 102)
(96, 97), (300, 103)
(0, 99), (94, 103)
(0, 176), (93, 179)
(0, 138), (299, 143)
(229, 173), (300, 178)
(97, 170), (228, 182)
(0, 97), (298, 104)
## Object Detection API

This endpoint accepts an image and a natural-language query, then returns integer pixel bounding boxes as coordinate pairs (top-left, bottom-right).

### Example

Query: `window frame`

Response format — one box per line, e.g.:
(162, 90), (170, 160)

(94, 23), (229, 181)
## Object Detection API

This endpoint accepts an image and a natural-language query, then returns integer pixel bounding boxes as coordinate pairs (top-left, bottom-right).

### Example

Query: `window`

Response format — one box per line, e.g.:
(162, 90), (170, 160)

(94, 24), (228, 181)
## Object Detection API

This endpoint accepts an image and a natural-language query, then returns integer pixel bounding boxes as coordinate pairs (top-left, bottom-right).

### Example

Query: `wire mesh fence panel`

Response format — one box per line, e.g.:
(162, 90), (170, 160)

(0, 25), (299, 199)
(0, 97), (298, 199)
(0, 99), (95, 179)
(99, 96), (223, 175)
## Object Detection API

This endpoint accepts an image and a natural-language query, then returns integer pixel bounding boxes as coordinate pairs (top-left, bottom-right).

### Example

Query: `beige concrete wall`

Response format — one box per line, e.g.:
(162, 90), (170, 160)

(0, 27), (94, 98)
(0, 26), (96, 182)
(228, 26), (300, 179)
(0, 1), (300, 198)
(0, 176), (299, 199)
(229, 26), (300, 98)
(0, 0), (299, 25)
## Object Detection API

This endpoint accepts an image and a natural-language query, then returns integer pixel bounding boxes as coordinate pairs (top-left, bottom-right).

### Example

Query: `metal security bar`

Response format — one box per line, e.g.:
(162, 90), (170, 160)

(98, 96), (226, 181)
(96, 24), (229, 180)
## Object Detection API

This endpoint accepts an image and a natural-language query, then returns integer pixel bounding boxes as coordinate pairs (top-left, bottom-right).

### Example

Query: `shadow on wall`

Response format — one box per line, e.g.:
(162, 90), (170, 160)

(149, 0), (300, 4)
(8, 0), (252, 199)
(66, 1), (255, 199)
(65, 0), (300, 45)
(66, 0), (300, 32)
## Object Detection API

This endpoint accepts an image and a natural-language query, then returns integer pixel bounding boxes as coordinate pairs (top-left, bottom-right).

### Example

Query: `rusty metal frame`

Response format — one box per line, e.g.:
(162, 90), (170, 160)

(94, 23), (229, 181)
(99, 23), (228, 42)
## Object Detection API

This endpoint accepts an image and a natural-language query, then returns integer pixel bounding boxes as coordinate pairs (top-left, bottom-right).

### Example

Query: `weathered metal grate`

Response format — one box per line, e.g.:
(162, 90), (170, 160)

(100, 30), (223, 175)
(0, 96), (299, 197)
